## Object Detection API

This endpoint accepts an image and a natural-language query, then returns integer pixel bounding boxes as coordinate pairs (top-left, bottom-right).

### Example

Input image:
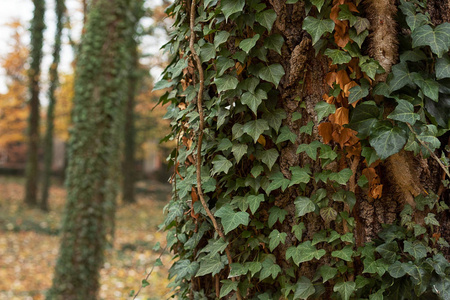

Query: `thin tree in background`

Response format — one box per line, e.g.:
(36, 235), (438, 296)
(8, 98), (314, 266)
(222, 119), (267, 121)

(122, 0), (144, 204)
(24, 0), (45, 206)
(40, 0), (66, 211)
(46, 0), (129, 298)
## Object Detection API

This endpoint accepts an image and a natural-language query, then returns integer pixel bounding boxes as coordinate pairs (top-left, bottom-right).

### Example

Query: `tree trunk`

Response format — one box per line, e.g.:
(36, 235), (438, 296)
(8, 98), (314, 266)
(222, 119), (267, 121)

(161, 0), (450, 299)
(24, 0), (45, 206)
(41, 0), (65, 211)
(46, 0), (128, 298)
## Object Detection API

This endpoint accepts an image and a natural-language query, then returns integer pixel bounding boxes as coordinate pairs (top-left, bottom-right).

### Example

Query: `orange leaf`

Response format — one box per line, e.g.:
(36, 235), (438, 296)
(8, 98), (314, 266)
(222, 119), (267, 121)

(343, 81), (358, 97)
(323, 93), (335, 104)
(334, 107), (349, 126)
(236, 62), (245, 75)
(191, 187), (199, 219)
(318, 122), (333, 144)
(370, 184), (383, 199)
(347, 3), (359, 13)
(257, 135), (266, 147)
(336, 70), (351, 89)
(326, 72), (337, 87)
(330, 4), (340, 22)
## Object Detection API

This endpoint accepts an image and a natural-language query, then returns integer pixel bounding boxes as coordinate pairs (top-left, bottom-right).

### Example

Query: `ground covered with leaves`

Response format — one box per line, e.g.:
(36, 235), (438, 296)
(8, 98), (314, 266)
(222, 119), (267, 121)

(0, 176), (172, 300)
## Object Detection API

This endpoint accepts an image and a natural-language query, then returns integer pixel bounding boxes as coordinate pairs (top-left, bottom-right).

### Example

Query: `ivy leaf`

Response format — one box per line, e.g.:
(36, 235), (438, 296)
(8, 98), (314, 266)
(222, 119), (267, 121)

(416, 78), (439, 102)
(333, 281), (356, 300)
(263, 109), (286, 133)
(247, 194), (265, 214)
(221, 0), (245, 21)
(369, 121), (407, 160)
(387, 261), (407, 278)
(412, 23), (450, 57)
(229, 263), (249, 277)
(264, 34), (284, 55)
(217, 138), (233, 151)
(400, 49), (428, 63)
(277, 126), (297, 144)
(196, 254), (225, 276)
(239, 34), (260, 53)
(349, 79), (370, 104)
(319, 265), (338, 283)
(269, 229), (287, 251)
(387, 99), (420, 125)
(406, 13), (428, 32)
(286, 241), (325, 265)
(200, 43), (216, 62)
(360, 58), (382, 80)
(243, 119), (269, 143)
(214, 205), (249, 234)
(299, 121), (314, 135)
(260, 258), (281, 280)
(320, 207), (338, 223)
(295, 196), (316, 217)
(436, 54), (450, 80)
(214, 31), (230, 48)
(173, 259), (199, 279)
(302, 16), (335, 45)
(200, 239), (229, 257)
(246, 261), (262, 276)
(212, 155), (233, 175)
(315, 101), (336, 121)
(241, 89), (267, 114)
(219, 280), (238, 298)
(289, 166), (311, 186)
(257, 148), (279, 171)
(293, 277), (315, 299)
(404, 241), (427, 260)
(216, 56), (235, 77)
(354, 17), (370, 35)
(376, 241), (399, 264)
(348, 101), (380, 138)
(324, 49), (352, 65)
(259, 64), (285, 87)
(424, 212), (440, 226)
(338, 4), (358, 26)
(292, 223), (306, 240)
(388, 62), (416, 92)
(363, 256), (387, 276)
(232, 143), (248, 163)
(328, 168), (352, 185)
(349, 29), (369, 49)
(331, 245), (353, 262)
(310, 0), (325, 12)
(255, 9), (277, 32)
(214, 75), (239, 93)
(267, 171), (290, 193)
(296, 141), (322, 160)
(268, 206), (287, 228)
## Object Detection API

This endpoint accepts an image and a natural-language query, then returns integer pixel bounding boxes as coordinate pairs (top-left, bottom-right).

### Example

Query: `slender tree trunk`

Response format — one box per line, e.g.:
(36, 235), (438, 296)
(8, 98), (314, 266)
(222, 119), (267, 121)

(40, 0), (65, 211)
(46, 0), (128, 298)
(24, 0), (45, 206)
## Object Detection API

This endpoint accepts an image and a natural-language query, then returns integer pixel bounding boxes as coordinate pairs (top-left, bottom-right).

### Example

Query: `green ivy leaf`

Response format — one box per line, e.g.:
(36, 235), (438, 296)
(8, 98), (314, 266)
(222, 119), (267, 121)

(354, 17), (370, 35)
(212, 155), (233, 175)
(221, 0), (245, 21)
(286, 241), (325, 265)
(387, 261), (407, 278)
(333, 280), (356, 300)
(243, 119), (269, 143)
(216, 56), (235, 76)
(348, 79), (370, 104)
(255, 9), (277, 32)
(289, 166), (311, 186)
(269, 229), (287, 251)
(369, 121), (407, 160)
(310, 0), (325, 12)
(231, 143), (248, 163)
(199, 238), (229, 258)
(267, 171), (290, 193)
(264, 34), (284, 55)
(214, 75), (239, 93)
(219, 280), (238, 298)
(277, 126), (297, 144)
(239, 34), (260, 53)
(416, 77), (439, 102)
(217, 138), (233, 151)
(293, 277), (315, 299)
(259, 64), (285, 87)
(260, 258), (281, 280)
(349, 29), (369, 49)
(363, 256), (387, 276)
(328, 168), (352, 185)
(320, 207), (338, 223)
(296, 141), (322, 160)
(214, 205), (249, 234)
(412, 23), (450, 57)
(241, 89), (268, 114)
(324, 49), (352, 65)
(348, 101), (380, 138)
(400, 49), (428, 63)
(302, 16), (335, 45)
(257, 148), (279, 170)
(196, 254), (225, 276)
(295, 196), (316, 217)
(268, 206), (288, 228)
(214, 31), (230, 48)
(200, 43), (216, 62)
(247, 194), (265, 214)
(332, 245), (353, 262)
(436, 54), (450, 80)
(424, 212), (440, 226)
(360, 58), (382, 80)
(263, 109), (286, 133)
(319, 265), (338, 283)
(292, 223), (306, 240)
(229, 263), (249, 277)
(376, 241), (399, 263)
(406, 13), (428, 32)
(315, 101), (336, 121)
(338, 4), (358, 26)
(388, 62), (417, 92)
(387, 99), (420, 125)
(299, 121), (314, 135)
(172, 259), (199, 279)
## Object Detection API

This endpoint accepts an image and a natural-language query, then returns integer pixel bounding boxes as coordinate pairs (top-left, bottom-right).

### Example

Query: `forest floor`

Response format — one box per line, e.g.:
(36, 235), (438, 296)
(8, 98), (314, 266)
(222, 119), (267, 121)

(0, 176), (173, 300)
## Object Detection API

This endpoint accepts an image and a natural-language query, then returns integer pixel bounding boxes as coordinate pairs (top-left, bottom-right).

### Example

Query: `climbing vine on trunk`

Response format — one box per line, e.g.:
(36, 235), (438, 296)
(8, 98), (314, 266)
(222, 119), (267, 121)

(158, 0), (450, 299)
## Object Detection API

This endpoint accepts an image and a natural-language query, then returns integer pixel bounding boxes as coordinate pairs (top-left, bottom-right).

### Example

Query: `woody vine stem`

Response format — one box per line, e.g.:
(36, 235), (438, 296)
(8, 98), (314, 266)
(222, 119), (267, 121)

(188, 0), (242, 299)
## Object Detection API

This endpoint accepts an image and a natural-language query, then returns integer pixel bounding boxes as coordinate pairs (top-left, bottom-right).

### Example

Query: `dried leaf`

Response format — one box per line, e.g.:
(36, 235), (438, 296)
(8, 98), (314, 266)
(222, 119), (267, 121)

(318, 122), (333, 144)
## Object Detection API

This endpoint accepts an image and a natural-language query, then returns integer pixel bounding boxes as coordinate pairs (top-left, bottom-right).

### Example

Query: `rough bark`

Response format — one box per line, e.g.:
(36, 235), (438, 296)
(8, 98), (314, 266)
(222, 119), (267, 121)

(47, 0), (128, 298)
(24, 0), (45, 206)
(41, 0), (65, 211)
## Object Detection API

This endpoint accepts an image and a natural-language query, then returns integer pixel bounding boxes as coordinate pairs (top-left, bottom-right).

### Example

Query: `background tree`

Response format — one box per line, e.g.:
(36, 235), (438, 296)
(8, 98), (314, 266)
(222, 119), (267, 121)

(47, 0), (129, 298)
(159, 0), (450, 299)
(40, 0), (66, 211)
(24, 0), (45, 206)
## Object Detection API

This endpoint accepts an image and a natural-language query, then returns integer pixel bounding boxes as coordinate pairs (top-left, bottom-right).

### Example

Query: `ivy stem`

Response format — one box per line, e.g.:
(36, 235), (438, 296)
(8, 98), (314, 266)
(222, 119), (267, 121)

(188, 1), (242, 299)
(406, 123), (450, 179)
